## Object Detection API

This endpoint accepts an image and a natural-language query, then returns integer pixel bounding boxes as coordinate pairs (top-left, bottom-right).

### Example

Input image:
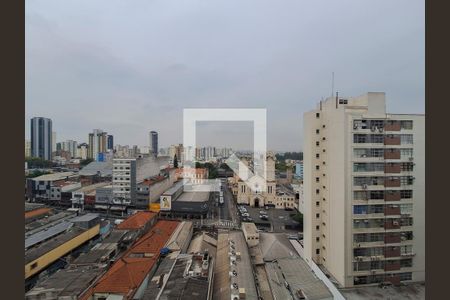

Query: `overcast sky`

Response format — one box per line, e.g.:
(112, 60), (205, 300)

(25, 0), (424, 151)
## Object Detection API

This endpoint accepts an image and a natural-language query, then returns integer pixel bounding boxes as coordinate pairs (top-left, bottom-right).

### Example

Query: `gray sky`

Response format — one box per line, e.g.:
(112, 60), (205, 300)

(25, 0), (424, 151)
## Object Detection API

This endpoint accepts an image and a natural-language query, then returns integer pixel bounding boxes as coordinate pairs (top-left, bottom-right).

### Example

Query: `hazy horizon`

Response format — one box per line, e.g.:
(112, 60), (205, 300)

(26, 0), (424, 151)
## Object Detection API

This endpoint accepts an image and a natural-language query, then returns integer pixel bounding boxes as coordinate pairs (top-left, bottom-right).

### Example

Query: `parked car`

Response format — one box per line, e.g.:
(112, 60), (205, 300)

(259, 210), (267, 215)
(259, 215), (269, 220)
(241, 212), (250, 217)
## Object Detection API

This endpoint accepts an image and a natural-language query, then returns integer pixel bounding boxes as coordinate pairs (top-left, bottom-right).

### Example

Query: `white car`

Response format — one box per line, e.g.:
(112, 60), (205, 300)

(241, 212), (250, 217)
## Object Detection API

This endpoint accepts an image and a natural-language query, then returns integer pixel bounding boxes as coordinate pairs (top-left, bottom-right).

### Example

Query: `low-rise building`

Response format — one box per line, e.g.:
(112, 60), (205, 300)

(242, 222), (259, 247)
(26, 172), (78, 202)
(25, 214), (101, 280)
(82, 220), (179, 300)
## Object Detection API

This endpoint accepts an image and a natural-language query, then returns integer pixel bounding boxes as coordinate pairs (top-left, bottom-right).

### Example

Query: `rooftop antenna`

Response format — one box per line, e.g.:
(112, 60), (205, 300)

(331, 72), (335, 98)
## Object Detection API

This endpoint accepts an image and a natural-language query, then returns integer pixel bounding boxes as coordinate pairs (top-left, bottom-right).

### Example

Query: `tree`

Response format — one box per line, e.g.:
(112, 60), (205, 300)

(173, 154), (178, 168)
(292, 212), (304, 230)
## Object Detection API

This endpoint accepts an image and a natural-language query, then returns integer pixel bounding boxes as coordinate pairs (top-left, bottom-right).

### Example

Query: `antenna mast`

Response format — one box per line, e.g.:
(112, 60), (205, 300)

(331, 72), (335, 98)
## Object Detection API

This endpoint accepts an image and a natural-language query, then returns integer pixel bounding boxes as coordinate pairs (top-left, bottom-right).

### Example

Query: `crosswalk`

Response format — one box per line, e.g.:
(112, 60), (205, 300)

(197, 219), (238, 229)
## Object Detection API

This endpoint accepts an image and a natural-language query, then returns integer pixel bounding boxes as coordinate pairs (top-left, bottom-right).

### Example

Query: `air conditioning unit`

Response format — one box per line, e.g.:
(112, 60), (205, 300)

(408, 157), (414, 161)
(393, 221), (399, 226)
(371, 126), (377, 132)
(362, 184), (368, 190)
(378, 127), (384, 133)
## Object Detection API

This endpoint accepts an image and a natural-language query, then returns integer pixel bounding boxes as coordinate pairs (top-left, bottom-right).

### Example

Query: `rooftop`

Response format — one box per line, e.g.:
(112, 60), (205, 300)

(176, 191), (210, 202)
(213, 231), (258, 300)
(24, 207), (52, 220)
(116, 211), (157, 230)
(30, 172), (77, 182)
(25, 221), (73, 250)
(25, 265), (104, 300)
(73, 182), (111, 194)
(259, 233), (298, 261)
(154, 253), (212, 300)
(25, 225), (87, 264)
(266, 257), (333, 300)
(24, 202), (45, 212)
(139, 175), (167, 186)
(90, 220), (179, 298)
(165, 221), (193, 252)
(79, 161), (113, 177)
(70, 213), (100, 223)
(339, 282), (425, 300)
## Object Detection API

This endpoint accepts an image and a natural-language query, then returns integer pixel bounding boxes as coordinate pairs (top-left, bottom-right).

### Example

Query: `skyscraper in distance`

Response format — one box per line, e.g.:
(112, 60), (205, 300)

(30, 117), (52, 160)
(149, 131), (158, 157)
(107, 135), (114, 151)
(88, 129), (107, 161)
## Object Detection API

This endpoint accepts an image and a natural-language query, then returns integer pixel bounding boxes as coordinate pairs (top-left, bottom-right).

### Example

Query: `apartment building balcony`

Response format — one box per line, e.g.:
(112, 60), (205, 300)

(384, 220), (401, 230)
(384, 246), (401, 258)
(385, 191), (401, 201)
(384, 233), (401, 244)
(384, 149), (401, 160)
(384, 136), (401, 145)
(384, 206), (401, 216)
(384, 178), (401, 187)
(384, 262), (401, 272)
(384, 164), (401, 173)
(384, 122), (401, 131)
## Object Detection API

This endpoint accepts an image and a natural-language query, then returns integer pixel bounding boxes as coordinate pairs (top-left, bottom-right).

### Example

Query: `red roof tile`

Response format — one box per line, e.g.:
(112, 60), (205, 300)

(90, 220), (179, 298)
(116, 211), (157, 230)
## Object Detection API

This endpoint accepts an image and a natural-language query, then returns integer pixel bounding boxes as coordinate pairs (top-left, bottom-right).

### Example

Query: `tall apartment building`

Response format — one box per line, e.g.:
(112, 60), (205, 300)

(303, 92), (424, 288)
(112, 158), (137, 206)
(62, 140), (78, 158)
(88, 129), (107, 161)
(107, 135), (114, 151)
(25, 139), (31, 157)
(149, 131), (158, 157)
(30, 117), (53, 160)
(77, 143), (88, 160)
(52, 131), (56, 154)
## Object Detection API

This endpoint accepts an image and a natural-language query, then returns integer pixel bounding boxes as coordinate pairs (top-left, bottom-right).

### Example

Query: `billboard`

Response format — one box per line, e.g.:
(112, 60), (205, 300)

(160, 195), (172, 211)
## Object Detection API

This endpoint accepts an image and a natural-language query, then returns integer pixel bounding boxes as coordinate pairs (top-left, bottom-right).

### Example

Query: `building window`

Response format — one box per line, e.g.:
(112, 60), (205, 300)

(316, 113), (320, 118)
(316, 153), (320, 159)
(400, 121), (413, 130)
(316, 129), (320, 134)
(316, 141), (320, 146)
(316, 213), (320, 218)
(316, 249), (320, 254)
(30, 262), (38, 270)
(316, 189), (320, 194)
(316, 237), (320, 242)
(316, 177), (320, 183)
(316, 165), (320, 170)
(316, 225), (320, 230)
(316, 201), (320, 206)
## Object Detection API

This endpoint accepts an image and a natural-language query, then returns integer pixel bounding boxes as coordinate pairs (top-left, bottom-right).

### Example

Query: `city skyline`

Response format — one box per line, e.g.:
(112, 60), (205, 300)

(25, 0), (424, 151)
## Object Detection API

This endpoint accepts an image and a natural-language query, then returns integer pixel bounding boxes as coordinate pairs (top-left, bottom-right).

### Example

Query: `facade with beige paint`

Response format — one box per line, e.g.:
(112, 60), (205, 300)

(303, 92), (425, 288)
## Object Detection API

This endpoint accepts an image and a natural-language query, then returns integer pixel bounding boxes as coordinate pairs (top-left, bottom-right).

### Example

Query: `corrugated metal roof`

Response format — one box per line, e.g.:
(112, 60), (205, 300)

(25, 221), (73, 249)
